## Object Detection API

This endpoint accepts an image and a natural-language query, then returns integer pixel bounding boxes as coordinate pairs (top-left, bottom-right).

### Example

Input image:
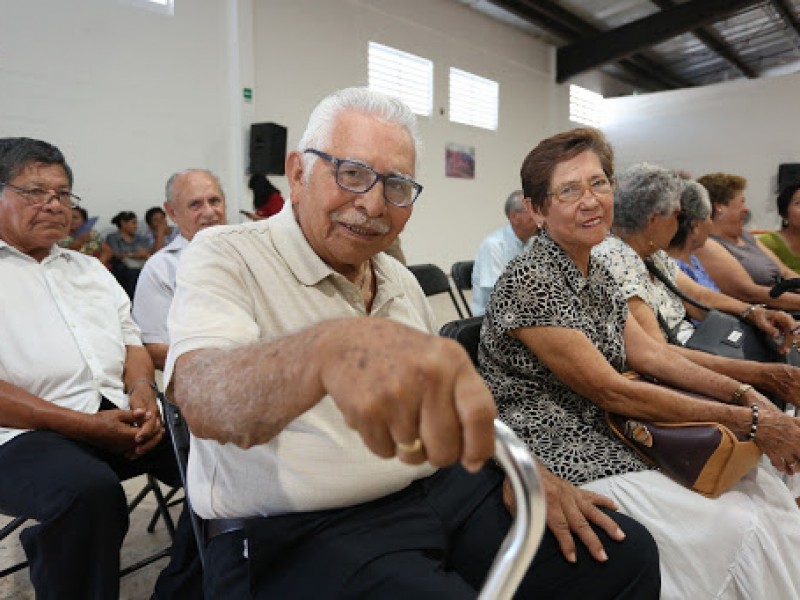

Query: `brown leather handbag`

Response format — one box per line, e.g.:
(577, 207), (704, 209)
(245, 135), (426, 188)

(606, 374), (762, 498)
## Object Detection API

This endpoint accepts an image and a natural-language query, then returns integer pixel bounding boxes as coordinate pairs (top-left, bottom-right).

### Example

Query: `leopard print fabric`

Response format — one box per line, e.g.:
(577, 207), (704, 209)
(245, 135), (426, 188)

(478, 231), (651, 485)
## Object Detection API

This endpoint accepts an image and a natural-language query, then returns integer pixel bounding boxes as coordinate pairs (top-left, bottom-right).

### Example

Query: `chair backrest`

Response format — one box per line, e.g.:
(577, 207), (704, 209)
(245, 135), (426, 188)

(450, 261), (474, 317)
(159, 394), (206, 567)
(439, 316), (484, 367)
(408, 263), (464, 318)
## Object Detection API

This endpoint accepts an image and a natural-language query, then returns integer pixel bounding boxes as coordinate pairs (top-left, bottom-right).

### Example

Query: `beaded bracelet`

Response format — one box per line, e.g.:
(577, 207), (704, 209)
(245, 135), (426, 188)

(748, 403), (759, 440)
(126, 377), (158, 395)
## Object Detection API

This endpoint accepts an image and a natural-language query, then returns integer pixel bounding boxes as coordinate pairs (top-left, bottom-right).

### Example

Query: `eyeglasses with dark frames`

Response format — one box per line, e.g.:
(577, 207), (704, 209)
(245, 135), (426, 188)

(547, 176), (615, 204)
(0, 181), (81, 209)
(304, 148), (422, 207)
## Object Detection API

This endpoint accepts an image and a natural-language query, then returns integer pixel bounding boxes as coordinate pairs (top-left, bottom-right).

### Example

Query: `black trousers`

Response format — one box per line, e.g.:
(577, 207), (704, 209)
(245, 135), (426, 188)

(0, 417), (202, 599)
(204, 464), (660, 599)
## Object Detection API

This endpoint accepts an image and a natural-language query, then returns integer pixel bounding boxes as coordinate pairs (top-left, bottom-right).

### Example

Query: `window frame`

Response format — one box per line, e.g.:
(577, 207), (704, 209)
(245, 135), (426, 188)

(368, 41), (433, 117)
(448, 67), (499, 131)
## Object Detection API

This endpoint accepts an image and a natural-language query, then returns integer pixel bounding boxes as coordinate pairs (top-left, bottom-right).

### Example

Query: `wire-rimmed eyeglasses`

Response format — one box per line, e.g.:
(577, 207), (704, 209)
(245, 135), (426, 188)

(547, 176), (615, 204)
(304, 148), (422, 207)
(0, 181), (81, 209)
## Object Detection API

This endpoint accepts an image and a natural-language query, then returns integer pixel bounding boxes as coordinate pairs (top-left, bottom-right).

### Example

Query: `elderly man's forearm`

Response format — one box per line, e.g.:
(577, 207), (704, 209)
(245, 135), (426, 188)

(172, 325), (333, 447)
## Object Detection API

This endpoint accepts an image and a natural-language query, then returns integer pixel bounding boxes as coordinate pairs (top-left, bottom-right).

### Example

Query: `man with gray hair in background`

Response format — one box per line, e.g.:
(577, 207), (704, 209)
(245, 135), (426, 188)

(471, 189), (539, 315)
(133, 168), (227, 370)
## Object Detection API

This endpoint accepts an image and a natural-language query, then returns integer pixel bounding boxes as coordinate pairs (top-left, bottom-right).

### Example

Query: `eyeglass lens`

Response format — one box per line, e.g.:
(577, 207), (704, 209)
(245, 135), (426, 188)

(336, 163), (417, 205)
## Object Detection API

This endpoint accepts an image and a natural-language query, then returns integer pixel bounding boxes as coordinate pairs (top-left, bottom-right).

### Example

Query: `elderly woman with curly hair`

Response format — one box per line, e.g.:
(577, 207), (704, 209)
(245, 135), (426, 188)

(478, 128), (800, 599)
(759, 181), (800, 272)
(692, 173), (800, 310)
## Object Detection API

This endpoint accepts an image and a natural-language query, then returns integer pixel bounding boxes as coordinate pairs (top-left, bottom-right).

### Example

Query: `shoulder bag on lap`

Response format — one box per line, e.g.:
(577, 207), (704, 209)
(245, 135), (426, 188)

(606, 373), (761, 498)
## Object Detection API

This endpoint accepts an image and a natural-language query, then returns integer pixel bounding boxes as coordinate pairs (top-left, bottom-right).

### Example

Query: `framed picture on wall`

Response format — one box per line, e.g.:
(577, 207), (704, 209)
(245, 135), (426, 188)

(445, 143), (475, 179)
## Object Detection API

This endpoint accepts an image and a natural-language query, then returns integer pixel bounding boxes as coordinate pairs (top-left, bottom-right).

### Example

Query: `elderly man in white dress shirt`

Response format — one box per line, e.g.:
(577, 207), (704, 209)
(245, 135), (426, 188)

(133, 168), (227, 369)
(0, 138), (200, 599)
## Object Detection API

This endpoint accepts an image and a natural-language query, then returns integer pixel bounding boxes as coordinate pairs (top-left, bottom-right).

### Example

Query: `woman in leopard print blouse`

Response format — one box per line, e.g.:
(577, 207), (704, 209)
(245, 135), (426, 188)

(478, 127), (800, 599)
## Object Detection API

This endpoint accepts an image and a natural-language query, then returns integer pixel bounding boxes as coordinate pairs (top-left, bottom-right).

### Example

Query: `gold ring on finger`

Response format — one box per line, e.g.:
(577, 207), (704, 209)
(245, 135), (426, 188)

(396, 438), (423, 454)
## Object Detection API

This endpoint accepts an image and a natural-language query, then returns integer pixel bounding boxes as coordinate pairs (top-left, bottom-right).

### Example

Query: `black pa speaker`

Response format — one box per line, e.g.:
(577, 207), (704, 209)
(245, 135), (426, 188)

(249, 122), (287, 175)
(778, 163), (800, 191)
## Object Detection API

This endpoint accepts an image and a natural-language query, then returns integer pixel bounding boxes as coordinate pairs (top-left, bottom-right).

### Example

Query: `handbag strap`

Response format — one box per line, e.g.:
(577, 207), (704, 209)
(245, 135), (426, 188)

(644, 257), (713, 315)
(655, 309), (682, 345)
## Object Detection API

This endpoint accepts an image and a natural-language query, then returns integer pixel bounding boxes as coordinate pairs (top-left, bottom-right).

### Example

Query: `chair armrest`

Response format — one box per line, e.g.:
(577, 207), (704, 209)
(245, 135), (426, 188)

(479, 419), (546, 600)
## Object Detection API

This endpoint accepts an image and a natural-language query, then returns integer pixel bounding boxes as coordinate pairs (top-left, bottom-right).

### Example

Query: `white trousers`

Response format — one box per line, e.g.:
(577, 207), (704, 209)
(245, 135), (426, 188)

(582, 458), (800, 600)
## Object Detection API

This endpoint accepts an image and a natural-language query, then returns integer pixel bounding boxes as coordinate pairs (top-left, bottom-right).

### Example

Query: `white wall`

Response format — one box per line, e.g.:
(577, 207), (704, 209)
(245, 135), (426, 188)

(0, 0), (589, 269)
(0, 0), (239, 232)
(250, 0), (571, 268)
(603, 73), (800, 230)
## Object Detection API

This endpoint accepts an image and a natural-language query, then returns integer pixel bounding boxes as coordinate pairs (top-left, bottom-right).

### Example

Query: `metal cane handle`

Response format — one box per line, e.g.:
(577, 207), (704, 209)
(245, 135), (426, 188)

(478, 419), (547, 600)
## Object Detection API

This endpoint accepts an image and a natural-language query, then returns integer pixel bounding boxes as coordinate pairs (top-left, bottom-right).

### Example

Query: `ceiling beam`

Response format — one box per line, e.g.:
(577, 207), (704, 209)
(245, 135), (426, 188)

(488, 0), (691, 90)
(557, 0), (763, 82)
(651, 0), (757, 78)
(770, 0), (800, 39)
(485, 0), (588, 41)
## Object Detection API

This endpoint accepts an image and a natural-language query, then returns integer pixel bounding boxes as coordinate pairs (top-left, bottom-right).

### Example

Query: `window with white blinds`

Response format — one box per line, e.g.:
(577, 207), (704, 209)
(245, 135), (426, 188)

(368, 42), (433, 117)
(569, 85), (604, 127)
(448, 68), (498, 131)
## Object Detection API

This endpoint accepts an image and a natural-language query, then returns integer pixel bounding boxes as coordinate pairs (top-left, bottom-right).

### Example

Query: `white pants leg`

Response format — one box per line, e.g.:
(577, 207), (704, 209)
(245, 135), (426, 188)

(582, 459), (800, 600)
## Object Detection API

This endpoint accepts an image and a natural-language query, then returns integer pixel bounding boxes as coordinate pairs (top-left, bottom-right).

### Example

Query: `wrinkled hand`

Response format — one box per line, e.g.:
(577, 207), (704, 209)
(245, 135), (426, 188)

(752, 308), (797, 354)
(753, 409), (800, 474)
(318, 319), (496, 473)
(534, 468), (625, 563)
(82, 409), (145, 455)
(760, 363), (800, 406)
(127, 387), (164, 458)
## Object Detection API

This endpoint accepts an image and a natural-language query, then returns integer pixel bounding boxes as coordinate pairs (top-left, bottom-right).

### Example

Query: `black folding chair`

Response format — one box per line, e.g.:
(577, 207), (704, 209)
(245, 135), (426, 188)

(450, 260), (474, 317)
(0, 517), (28, 578)
(439, 315), (484, 367)
(159, 394), (206, 567)
(408, 263), (464, 318)
(1, 474), (175, 580)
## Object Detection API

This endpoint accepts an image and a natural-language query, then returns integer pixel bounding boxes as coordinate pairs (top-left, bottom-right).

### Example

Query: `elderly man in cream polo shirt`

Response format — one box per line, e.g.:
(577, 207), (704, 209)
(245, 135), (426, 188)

(165, 87), (659, 599)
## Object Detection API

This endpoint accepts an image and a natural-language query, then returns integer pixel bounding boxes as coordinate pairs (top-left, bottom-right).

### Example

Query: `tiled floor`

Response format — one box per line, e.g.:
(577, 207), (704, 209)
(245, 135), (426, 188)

(0, 476), (181, 600)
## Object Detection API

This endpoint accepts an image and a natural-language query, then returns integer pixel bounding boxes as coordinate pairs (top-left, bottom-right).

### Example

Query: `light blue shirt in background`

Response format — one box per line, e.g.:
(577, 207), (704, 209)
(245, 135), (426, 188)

(471, 223), (524, 315)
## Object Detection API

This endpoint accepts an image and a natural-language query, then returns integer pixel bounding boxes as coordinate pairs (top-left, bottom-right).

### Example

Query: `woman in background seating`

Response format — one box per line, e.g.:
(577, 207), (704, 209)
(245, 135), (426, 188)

(759, 182), (800, 272)
(693, 173), (800, 304)
(60, 205), (114, 265)
(665, 178), (719, 292)
(106, 211), (151, 298)
(478, 126), (800, 599)
(106, 211), (151, 268)
(143, 205), (178, 252)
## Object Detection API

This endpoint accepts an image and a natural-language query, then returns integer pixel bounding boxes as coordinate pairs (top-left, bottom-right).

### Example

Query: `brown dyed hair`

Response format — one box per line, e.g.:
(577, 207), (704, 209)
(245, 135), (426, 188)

(695, 173), (747, 206)
(520, 127), (614, 211)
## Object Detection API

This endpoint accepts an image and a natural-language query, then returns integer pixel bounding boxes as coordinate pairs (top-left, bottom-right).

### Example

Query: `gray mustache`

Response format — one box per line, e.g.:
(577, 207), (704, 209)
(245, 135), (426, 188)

(333, 211), (391, 234)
